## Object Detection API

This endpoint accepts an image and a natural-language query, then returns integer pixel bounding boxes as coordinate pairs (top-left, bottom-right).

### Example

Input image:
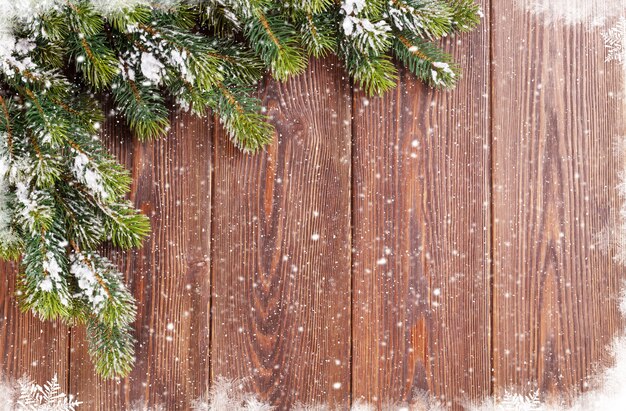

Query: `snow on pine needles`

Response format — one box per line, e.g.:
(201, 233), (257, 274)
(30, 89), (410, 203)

(520, 0), (626, 27)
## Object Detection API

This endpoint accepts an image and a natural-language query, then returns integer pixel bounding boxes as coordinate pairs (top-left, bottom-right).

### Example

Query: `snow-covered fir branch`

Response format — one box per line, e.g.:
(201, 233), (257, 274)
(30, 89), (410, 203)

(341, 0), (391, 54)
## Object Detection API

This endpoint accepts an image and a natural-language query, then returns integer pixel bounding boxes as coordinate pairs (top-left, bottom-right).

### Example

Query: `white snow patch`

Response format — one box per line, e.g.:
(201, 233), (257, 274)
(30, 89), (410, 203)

(339, 0), (390, 51)
(140, 52), (165, 83)
(39, 277), (53, 292)
(40, 251), (68, 304)
(340, 0), (366, 16)
(71, 152), (108, 199)
(70, 253), (109, 313)
(191, 378), (273, 411)
(170, 48), (194, 84)
(88, 0), (155, 14)
(520, 0), (626, 27)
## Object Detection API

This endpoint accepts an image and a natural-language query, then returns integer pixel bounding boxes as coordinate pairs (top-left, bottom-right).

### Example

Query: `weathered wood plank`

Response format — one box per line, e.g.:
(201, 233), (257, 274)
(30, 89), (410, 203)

(211, 58), (352, 408)
(351, 1), (491, 407)
(69, 108), (212, 409)
(0, 261), (68, 388)
(491, 4), (625, 398)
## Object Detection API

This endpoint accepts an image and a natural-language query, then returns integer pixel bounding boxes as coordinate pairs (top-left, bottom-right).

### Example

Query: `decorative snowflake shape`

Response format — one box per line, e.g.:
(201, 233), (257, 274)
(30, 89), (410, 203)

(603, 17), (626, 63)
(496, 391), (543, 410)
(16, 374), (81, 411)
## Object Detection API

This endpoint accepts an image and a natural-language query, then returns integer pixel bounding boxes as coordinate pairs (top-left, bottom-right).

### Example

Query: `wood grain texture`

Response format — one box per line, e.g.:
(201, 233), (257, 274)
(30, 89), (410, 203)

(351, 1), (491, 408)
(491, 3), (626, 399)
(210, 58), (352, 408)
(0, 261), (68, 388)
(69, 108), (212, 409)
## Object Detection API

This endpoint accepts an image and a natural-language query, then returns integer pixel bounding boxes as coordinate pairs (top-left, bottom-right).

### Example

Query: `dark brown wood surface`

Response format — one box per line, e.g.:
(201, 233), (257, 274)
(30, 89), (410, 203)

(1, 3), (625, 410)
(211, 57), (353, 408)
(351, 0), (491, 407)
(491, 1), (625, 400)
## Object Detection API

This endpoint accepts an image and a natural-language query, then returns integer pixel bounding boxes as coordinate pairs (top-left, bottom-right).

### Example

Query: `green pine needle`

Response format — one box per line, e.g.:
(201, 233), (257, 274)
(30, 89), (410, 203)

(393, 34), (460, 88)
(245, 11), (308, 81)
(348, 51), (398, 95)
(446, 0), (482, 32)
(112, 80), (171, 140)
(210, 83), (274, 152)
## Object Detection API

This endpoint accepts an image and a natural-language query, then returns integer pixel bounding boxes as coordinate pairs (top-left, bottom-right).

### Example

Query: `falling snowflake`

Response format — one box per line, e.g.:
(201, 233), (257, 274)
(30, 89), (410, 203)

(603, 17), (626, 63)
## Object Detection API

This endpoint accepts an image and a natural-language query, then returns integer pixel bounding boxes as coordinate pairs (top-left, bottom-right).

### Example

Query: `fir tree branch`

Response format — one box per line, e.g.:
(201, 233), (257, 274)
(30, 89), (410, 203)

(0, 96), (13, 155)
(211, 81), (274, 151)
(393, 33), (459, 88)
(244, 9), (308, 80)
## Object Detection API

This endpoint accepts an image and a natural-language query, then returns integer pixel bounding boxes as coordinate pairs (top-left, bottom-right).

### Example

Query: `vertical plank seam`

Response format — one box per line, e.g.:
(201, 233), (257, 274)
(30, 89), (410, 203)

(487, 0), (495, 399)
(67, 326), (71, 392)
(349, 73), (356, 408)
(208, 109), (217, 392)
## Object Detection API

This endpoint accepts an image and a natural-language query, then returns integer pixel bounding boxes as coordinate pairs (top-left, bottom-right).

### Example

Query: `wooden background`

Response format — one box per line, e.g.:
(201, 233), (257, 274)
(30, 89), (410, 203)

(2, 1), (626, 409)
